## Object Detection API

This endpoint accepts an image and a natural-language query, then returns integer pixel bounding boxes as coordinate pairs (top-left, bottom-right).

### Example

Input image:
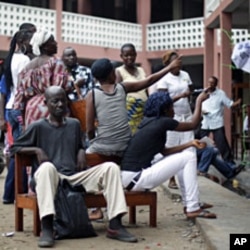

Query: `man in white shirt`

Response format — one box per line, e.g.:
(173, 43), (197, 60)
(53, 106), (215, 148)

(200, 76), (241, 163)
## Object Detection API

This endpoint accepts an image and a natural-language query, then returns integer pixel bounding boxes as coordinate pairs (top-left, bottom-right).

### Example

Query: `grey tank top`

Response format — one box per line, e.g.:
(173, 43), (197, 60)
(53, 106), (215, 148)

(88, 83), (131, 156)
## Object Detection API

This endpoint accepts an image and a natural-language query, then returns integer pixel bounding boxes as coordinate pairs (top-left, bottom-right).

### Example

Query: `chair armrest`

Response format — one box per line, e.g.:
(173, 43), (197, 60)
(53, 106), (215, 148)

(15, 153), (36, 195)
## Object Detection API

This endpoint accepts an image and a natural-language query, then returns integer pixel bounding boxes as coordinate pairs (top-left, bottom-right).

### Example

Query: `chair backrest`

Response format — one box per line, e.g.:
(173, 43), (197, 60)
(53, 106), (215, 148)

(68, 99), (86, 132)
(85, 153), (121, 167)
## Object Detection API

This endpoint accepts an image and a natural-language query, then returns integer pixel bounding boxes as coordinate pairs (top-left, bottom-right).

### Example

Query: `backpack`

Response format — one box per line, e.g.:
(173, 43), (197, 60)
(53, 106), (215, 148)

(54, 179), (97, 239)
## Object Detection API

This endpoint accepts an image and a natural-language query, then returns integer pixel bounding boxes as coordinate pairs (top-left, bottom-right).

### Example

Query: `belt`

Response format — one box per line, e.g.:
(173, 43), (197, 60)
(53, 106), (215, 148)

(126, 172), (142, 191)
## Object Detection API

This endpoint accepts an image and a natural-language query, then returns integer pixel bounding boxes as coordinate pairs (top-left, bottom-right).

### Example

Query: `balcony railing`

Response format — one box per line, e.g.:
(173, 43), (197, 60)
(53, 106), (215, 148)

(147, 18), (204, 51)
(0, 2), (249, 52)
(0, 2), (56, 37)
(61, 12), (142, 50)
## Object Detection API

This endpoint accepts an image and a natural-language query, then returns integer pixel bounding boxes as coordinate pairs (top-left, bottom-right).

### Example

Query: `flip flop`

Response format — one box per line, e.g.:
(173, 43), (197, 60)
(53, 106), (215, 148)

(199, 202), (213, 209)
(184, 202), (213, 214)
(168, 181), (179, 189)
(186, 209), (217, 219)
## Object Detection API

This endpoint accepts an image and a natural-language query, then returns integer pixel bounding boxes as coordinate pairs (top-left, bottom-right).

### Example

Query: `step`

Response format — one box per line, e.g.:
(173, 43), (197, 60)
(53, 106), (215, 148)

(161, 175), (250, 250)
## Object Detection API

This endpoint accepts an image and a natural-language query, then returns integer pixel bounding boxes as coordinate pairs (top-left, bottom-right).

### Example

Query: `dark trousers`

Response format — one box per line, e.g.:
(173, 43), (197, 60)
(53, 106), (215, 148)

(200, 126), (234, 163)
(3, 157), (28, 202)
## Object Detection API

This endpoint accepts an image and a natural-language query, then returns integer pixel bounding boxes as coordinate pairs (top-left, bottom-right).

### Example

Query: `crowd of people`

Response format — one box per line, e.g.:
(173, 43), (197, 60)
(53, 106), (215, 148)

(0, 23), (245, 248)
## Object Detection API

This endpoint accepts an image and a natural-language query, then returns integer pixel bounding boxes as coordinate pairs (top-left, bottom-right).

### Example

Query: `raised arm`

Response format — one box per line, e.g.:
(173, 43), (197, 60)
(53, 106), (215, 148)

(175, 90), (209, 131)
(123, 56), (181, 93)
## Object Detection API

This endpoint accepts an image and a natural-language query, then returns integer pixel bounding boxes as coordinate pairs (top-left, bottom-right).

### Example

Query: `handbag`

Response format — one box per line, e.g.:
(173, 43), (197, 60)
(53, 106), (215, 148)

(54, 179), (97, 239)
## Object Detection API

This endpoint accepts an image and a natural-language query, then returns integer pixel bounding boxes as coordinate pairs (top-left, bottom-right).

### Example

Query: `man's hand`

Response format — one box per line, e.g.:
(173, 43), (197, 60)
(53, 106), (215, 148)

(181, 90), (192, 98)
(76, 149), (87, 171)
(35, 148), (49, 164)
(191, 139), (207, 149)
(74, 78), (85, 88)
(0, 118), (6, 131)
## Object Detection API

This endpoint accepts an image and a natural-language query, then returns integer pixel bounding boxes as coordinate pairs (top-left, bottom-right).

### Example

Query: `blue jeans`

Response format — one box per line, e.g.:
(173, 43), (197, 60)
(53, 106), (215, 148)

(3, 157), (28, 202)
(197, 146), (235, 179)
(8, 109), (23, 141)
(200, 127), (234, 163)
(3, 109), (26, 202)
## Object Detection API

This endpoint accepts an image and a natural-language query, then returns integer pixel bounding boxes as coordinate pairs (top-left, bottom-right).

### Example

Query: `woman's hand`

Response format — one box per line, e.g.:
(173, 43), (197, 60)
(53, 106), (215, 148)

(191, 139), (207, 149)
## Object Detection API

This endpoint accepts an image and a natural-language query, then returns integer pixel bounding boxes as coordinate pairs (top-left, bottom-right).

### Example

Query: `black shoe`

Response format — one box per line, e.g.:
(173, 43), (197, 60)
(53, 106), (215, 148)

(38, 215), (54, 248)
(38, 233), (54, 248)
(107, 226), (138, 243)
(233, 164), (245, 177)
(2, 199), (14, 205)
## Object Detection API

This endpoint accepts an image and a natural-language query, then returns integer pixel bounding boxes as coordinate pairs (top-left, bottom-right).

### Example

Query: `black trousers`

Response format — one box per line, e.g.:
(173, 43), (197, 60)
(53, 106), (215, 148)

(200, 126), (234, 163)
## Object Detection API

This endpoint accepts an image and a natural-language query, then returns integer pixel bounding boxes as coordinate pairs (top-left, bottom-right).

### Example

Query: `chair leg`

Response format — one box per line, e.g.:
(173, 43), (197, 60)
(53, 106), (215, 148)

(33, 206), (40, 236)
(149, 204), (157, 227)
(15, 207), (24, 232)
(129, 206), (136, 224)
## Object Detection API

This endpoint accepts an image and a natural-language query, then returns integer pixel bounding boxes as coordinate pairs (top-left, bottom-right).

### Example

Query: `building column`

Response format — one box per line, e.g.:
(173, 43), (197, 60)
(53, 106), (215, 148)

(114, 0), (123, 19)
(204, 27), (214, 87)
(173, 0), (182, 20)
(50, 0), (63, 55)
(136, 0), (151, 75)
(77, 0), (91, 15)
(220, 12), (233, 144)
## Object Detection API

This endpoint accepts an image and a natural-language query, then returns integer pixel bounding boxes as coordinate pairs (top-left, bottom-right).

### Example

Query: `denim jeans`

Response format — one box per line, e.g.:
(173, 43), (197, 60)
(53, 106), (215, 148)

(3, 109), (26, 202)
(197, 146), (235, 179)
(8, 109), (23, 141)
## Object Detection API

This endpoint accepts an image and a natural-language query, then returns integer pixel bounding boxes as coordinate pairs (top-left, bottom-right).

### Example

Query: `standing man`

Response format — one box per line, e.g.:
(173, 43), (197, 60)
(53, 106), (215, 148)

(200, 76), (241, 163)
(62, 47), (95, 100)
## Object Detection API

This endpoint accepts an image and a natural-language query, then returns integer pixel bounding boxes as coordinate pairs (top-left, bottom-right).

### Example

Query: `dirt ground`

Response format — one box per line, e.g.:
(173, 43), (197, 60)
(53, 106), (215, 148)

(0, 167), (206, 250)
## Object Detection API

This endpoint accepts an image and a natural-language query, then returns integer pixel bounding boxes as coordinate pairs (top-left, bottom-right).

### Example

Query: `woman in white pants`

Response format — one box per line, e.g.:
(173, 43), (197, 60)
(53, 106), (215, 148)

(121, 91), (216, 219)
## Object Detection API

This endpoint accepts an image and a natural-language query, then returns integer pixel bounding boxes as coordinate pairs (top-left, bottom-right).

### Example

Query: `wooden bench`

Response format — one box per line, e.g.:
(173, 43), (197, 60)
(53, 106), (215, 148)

(15, 153), (157, 236)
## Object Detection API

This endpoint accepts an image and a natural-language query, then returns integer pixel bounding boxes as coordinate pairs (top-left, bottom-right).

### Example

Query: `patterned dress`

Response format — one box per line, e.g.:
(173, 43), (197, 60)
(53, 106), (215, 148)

(116, 65), (147, 134)
(13, 57), (68, 128)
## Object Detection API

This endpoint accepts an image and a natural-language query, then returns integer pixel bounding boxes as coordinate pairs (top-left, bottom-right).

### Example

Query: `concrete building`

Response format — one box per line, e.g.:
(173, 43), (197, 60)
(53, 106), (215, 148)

(0, 0), (249, 152)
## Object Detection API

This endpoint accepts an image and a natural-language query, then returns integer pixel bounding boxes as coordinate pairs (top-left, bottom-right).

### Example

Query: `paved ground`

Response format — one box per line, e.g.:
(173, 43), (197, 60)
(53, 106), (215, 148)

(1, 144), (250, 250)
(0, 167), (206, 250)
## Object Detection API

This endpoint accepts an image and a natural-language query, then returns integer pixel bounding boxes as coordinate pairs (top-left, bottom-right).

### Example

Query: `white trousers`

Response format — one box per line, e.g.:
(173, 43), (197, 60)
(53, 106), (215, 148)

(166, 113), (195, 153)
(34, 161), (127, 220)
(122, 151), (200, 213)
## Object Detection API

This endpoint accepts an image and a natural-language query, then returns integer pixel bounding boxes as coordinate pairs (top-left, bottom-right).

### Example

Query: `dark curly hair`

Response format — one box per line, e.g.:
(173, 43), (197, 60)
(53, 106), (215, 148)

(144, 92), (173, 118)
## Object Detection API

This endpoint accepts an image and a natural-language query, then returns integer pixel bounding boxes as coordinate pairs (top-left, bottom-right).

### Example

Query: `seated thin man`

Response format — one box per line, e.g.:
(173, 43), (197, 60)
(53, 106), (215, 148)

(11, 86), (137, 248)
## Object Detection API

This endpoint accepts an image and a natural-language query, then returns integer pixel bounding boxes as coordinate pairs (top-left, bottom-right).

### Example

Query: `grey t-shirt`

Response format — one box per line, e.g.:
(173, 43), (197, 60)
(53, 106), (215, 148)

(88, 83), (131, 156)
(11, 117), (83, 176)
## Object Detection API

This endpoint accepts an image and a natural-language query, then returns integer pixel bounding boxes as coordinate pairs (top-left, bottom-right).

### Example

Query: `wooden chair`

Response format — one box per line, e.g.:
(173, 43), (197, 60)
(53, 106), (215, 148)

(15, 153), (40, 236)
(15, 153), (157, 236)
